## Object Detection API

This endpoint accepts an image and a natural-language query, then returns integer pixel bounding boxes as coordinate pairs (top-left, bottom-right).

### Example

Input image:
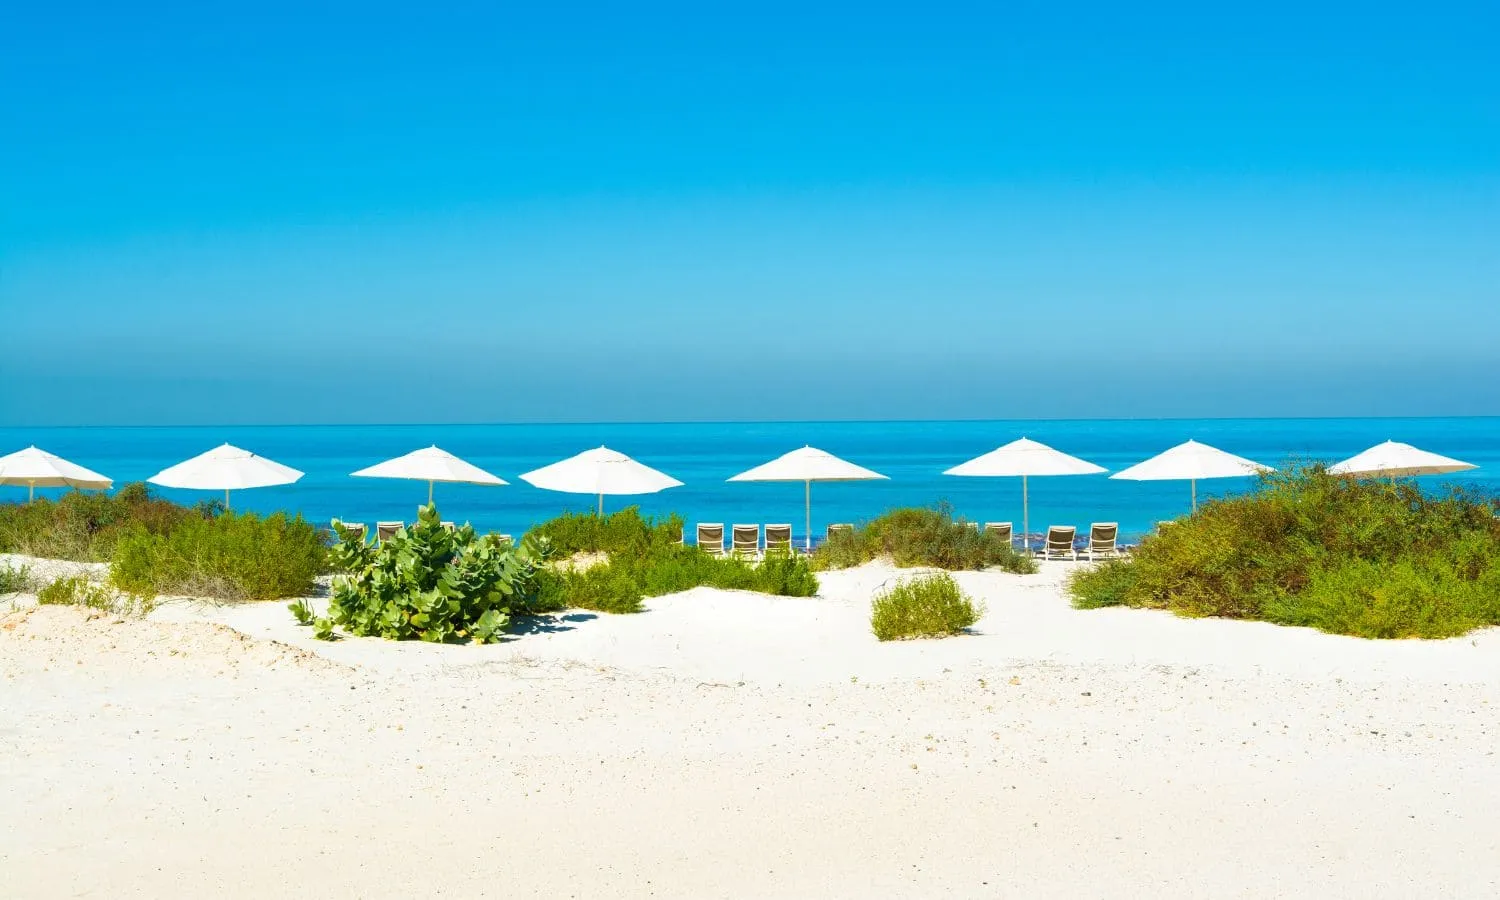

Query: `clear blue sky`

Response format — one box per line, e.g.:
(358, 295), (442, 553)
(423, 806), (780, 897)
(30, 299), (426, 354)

(2, 1), (1496, 425)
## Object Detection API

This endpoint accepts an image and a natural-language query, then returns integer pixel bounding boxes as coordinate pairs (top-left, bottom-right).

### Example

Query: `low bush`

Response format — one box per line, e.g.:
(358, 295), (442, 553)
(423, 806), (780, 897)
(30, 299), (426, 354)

(549, 545), (821, 613)
(0, 564), (33, 595)
(527, 506), (683, 556)
(316, 503), (555, 642)
(37, 575), (153, 616)
(1066, 465), (1500, 639)
(0, 482), (196, 562)
(526, 509), (821, 613)
(870, 573), (983, 641)
(111, 510), (327, 602)
(812, 505), (1036, 574)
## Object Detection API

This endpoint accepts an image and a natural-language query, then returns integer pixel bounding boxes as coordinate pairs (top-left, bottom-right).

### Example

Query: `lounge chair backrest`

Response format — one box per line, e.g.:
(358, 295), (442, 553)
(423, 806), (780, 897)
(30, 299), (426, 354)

(697, 523), (725, 554)
(334, 520), (368, 543)
(827, 523), (853, 539)
(375, 521), (403, 543)
(495, 533), (513, 545)
(1045, 525), (1076, 551)
(440, 521), (456, 533)
(1090, 522), (1118, 551)
(764, 524), (793, 552)
(984, 522), (1013, 546)
(732, 524), (760, 555)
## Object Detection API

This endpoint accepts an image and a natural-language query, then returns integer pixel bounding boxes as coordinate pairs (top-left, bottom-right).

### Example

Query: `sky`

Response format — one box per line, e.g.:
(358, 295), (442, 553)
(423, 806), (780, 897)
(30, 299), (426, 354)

(2, 0), (1497, 426)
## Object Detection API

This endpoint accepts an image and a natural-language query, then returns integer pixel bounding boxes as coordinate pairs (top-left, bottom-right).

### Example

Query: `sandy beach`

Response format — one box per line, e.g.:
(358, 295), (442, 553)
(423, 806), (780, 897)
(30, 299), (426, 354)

(4, 557), (1499, 898)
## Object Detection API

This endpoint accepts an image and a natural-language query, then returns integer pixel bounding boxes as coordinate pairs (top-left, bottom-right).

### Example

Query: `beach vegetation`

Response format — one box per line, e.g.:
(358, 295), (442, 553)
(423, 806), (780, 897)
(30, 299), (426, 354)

(37, 575), (154, 615)
(870, 573), (983, 641)
(317, 504), (555, 643)
(524, 508), (820, 613)
(0, 563), (33, 595)
(0, 482), (195, 562)
(111, 510), (327, 602)
(1067, 465), (1500, 639)
(527, 506), (685, 556)
(812, 505), (1036, 574)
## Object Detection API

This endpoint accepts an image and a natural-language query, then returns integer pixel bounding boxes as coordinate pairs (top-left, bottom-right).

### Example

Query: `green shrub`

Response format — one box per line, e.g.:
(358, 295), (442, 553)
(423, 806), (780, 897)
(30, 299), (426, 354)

(754, 551), (822, 596)
(36, 575), (152, 616)
(318, 503), (554, 642)
(0, 482), (195, 562)
(527, 506), (683, 556)
(0, 564), (32, 595)
(812, 504), (1037, 574)
(111, 510), (327, 602)
(1067, 559), (1138, 609)
(870, 573), (982, 641)
(1067, 465), (1500, 639)
(525, 509), (821, 612)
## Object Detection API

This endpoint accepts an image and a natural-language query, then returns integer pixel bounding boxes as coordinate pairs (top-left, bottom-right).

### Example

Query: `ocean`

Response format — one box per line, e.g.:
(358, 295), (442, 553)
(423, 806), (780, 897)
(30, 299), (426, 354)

(3, 418), (1497, 544)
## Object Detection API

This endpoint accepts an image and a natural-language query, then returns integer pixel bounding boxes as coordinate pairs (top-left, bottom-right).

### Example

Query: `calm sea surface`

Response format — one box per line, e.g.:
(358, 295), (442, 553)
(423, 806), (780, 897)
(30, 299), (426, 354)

(3, 418), (1496, 543)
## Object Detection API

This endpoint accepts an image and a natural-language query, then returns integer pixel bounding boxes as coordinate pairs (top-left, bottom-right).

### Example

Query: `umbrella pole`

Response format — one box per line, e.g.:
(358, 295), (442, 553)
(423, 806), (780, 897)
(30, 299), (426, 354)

(225, 488), (231, 512)
(1022, 474), (1029, 554)
(598, 493), (604, 516)
(805, 479), (812, 552)
(29, 481), (35, 504)
(1191, 479), (1197, 513)
(428, 480), (434, 506)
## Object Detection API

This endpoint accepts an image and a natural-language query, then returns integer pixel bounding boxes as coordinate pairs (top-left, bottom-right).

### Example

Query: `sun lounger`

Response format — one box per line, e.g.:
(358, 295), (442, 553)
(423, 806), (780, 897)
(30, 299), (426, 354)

(764, 523), (793, 554)
(1087, 522), (1119, 560)
(333, 520), (368, 543)
(827, 523), (853, 540)
(1042, 525), (1077, 561)
(440, 521), (456, 533)
(732, 524), (761, 558)
(495, 533), (513, 545)
(984, 522), (1013, 547)
(697, 523), (725, 556)
(375, 521), (403, 543)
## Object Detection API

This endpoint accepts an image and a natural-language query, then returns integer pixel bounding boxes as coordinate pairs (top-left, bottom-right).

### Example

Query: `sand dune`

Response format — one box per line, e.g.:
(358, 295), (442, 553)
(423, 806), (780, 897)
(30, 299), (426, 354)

(3, 559), (1499, 898)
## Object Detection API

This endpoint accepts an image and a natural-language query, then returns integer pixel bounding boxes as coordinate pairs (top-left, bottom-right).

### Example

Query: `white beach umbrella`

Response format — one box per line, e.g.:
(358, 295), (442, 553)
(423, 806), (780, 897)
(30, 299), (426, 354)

(148, 443), (303, 510)
(1328, 440), (1476, 480)
(943, 438), (1106, 553)
(519, 446), (682, 515)
(1110, 439), (1271, 512)
(351, 445), (507, 505)
(727, 446), (888, 550)
(0, 446), (112, 502)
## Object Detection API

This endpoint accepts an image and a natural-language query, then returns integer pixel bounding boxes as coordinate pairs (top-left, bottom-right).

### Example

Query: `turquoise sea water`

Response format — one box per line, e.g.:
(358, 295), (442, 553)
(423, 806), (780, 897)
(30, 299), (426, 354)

(2, 419), (1496, 544)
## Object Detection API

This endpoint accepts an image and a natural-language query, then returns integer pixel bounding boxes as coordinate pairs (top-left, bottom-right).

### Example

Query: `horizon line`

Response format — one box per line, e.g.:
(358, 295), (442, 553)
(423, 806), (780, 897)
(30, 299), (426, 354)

(4, 413), (1500, 431)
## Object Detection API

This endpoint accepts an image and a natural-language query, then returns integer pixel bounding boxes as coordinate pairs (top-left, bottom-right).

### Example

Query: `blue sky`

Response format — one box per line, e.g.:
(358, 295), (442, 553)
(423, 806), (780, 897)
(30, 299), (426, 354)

(2, 0), (1496, 425)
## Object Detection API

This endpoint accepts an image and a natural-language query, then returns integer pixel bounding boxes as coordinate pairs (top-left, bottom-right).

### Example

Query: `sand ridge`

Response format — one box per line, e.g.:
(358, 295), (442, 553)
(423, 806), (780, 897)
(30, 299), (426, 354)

(3, 557), (1499, 897)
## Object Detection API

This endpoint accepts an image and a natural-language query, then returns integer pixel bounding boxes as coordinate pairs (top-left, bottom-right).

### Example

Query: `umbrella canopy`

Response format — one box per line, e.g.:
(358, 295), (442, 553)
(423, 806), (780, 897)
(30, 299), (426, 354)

(944, 438), (1106, 553)
(728, 446), (888, 550)
(148, 443), (303, 510)
(1110, 440), (1272, 512)
(519, 446), (682, 515)
(1328, 440), (1477, 479)
(0, 446), (112, 502)
(351, 445), (507, 504)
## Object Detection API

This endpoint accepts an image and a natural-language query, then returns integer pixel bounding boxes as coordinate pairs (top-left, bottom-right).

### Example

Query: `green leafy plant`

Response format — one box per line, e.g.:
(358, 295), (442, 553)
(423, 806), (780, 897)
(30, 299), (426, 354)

(318, 503), (554, 643)
(1066, 465), (1500, 639)
(287, 598), (316, 626)
(111, 510), (327, 602)
(0, 564), (33, 595)
(812, 504), (1037, 574)
(870, 573), (983, 641)
(36, 575), (152, 616)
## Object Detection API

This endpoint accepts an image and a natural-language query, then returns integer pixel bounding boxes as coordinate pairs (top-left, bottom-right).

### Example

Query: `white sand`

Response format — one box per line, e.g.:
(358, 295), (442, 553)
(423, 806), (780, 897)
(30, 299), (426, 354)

(3, 558), (1499, 898)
